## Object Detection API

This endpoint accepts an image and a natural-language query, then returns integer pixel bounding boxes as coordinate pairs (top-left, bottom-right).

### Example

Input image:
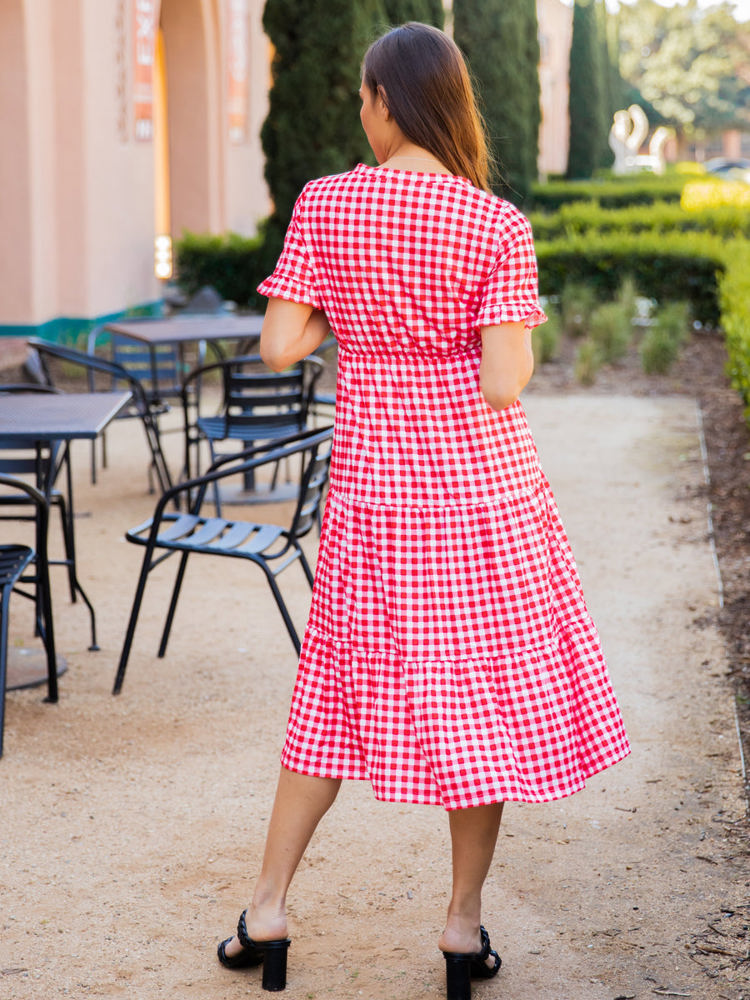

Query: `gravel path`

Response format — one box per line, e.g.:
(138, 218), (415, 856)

(1, 395), (747, 1000)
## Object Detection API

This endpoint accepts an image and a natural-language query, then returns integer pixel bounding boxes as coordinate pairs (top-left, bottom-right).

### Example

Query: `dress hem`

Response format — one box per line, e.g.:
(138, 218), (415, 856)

(279, 744), (632, 810)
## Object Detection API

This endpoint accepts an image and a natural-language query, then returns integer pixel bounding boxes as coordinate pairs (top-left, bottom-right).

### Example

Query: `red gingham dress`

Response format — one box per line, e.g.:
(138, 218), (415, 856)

(258, 164), (630, 809)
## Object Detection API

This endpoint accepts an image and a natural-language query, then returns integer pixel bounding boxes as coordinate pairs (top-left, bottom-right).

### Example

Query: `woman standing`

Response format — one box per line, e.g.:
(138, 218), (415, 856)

(218, 22), (629, 998)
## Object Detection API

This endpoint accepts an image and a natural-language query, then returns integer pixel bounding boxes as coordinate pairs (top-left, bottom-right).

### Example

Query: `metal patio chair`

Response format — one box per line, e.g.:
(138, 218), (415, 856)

(0, 474), (57, 757)
(180, 353), (324, 513)
(112, 425), (334, 694)
(25, 338), (173, 496)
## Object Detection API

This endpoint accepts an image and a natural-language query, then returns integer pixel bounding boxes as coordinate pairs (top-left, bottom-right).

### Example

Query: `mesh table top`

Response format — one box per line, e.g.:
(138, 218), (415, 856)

(0, 391), (132, 441)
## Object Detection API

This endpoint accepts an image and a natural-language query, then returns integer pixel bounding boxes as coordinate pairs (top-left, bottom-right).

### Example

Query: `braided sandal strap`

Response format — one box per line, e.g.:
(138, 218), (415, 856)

(472, 926), (501, 979)
(237, 909), (253, 949)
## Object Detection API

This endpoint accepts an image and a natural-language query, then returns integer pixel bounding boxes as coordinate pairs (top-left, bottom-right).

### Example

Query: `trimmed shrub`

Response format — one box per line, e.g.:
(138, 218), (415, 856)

(718, 240), (750, 412)
(529, 201), (750, 241)
(536, 231), (724, 326)
(454, 0), (540, 205)
(175, 230), (267, 312)
(529, 174), (686, 212)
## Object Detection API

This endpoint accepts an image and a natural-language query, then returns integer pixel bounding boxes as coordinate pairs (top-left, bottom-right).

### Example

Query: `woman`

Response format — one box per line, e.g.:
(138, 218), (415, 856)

(217, 22), (630, 998)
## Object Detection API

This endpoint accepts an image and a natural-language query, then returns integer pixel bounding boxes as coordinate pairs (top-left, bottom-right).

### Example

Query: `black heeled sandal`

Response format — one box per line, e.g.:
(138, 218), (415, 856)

(442, 926), (501, 1000)
(217, 910), (291, 992)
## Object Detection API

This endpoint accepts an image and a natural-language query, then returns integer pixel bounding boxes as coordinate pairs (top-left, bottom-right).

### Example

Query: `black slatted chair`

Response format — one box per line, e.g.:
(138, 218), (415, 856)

(87, 323), (187, 410)
(0, 474), (57, 757)
(112, 425), (334, 694)
(25, 338), (173, 495)
(180, 353), (323, 513)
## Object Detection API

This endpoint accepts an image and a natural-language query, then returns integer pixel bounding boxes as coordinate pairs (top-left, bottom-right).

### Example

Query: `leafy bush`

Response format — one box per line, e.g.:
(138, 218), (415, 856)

(560, 281), (598, 338)
(175, 230), (268, 312)
(532, 307), (561, 364)
(639, 300), (691, 374)
(574, 339), (604, 385)
(588, 301), (633, 363)
(615, 275), (639, 322)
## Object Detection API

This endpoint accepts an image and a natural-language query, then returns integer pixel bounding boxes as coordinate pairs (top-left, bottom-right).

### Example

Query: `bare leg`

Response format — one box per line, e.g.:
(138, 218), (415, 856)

(437, 802), (504, 965)
(222, 766), (341, 955)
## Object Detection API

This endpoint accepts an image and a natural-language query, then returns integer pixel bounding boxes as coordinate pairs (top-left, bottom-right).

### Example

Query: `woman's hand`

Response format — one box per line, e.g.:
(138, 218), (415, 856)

(479, 321), (534, 411)
(260, 298), (330, 371)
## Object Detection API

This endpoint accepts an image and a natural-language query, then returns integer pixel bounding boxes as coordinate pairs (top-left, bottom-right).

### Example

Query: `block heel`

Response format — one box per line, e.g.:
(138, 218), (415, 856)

(217, 909), (291, 991)
(260, 938), (290, 991)
(442, 926), (501, 1000)
(444, 952), (472, 1000)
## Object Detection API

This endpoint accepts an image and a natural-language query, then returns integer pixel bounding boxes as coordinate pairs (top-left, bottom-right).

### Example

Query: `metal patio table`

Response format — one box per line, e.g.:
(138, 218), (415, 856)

(0, 391), (131, 689)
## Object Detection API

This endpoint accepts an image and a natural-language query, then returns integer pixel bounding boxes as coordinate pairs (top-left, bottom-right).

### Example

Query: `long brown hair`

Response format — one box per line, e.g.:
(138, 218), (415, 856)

(362, 22), (493, 192)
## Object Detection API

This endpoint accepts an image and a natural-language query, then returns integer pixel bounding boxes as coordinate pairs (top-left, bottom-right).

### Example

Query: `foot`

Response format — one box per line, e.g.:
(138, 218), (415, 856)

(439, 921), (498, 973)
(221, 904), (288, 960)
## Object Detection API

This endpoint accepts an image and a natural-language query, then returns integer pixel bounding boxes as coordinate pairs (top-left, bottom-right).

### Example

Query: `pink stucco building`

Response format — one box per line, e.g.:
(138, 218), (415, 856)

(0, 0), (571, 339)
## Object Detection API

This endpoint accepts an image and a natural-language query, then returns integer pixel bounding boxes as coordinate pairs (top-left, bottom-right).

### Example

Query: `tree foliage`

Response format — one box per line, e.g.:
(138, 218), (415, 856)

(381, 0), (445, 27)
(616, 0), (750, 134)
(261, 0), (385, 259)
(566, 0), (609, 179)
(453, 0), (540, 205)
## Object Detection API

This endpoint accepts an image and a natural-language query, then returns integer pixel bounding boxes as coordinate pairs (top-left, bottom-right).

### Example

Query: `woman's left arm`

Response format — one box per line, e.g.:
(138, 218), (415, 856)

(260, 298), (330, 371)
(479, 320), (534, 411)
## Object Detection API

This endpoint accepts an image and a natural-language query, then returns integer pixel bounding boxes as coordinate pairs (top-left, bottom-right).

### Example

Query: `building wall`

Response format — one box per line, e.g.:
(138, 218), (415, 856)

(0, 0), (270, 336)
(537, 0), (572, 178)
(2, 0), (572, 336)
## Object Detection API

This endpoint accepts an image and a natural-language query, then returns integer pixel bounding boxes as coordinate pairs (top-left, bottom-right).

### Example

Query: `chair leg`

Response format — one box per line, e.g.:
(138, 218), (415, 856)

(207, 442), (223, 516)
(54, 494), (77, 604)
(157, 552), (190, 658)
(297, 547), (316, 589)
(262, 566), (302, 655)
(54, 468), (98, 650)
(113, 547), (157, 695)
(0, 586), (11, 758)
(35, 551), (58, 704)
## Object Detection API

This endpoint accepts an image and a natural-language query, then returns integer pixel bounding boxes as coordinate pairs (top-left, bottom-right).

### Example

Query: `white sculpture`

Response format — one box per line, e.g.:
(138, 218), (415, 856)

(608, 104), (670, 175)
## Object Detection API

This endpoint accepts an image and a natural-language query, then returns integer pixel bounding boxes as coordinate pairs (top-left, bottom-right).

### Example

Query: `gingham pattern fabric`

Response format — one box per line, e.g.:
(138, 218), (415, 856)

(258, 165), (630, 809)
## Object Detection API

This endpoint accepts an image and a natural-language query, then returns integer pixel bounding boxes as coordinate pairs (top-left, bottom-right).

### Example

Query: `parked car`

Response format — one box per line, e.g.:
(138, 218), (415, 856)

(704, 157), (750, 182)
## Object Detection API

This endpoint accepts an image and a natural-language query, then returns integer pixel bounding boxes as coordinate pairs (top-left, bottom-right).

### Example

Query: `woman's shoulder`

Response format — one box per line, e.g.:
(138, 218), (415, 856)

(299, 165), (368, 199)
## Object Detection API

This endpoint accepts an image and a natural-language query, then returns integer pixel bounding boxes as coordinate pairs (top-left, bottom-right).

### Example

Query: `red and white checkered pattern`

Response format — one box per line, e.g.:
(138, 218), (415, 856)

(258, 165), (630, 809)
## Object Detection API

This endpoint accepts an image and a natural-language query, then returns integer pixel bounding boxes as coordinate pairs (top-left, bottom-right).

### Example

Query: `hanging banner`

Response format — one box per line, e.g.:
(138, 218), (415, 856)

(227, 0), (249, 143)
(133, 0), (157, 141)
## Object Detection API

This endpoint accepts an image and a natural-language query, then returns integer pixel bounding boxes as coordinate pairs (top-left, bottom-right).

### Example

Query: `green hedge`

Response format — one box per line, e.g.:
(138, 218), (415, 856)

(175, 230), (268, 312)
(719, 240), (750, 414)
(529, 174), (687, 212)
(536, 232), (726, 325)
(530, 201), (750, 241)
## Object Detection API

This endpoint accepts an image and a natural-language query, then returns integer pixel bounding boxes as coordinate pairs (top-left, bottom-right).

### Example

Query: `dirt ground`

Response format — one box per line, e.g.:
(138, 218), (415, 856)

(2, 338), (749, 1000)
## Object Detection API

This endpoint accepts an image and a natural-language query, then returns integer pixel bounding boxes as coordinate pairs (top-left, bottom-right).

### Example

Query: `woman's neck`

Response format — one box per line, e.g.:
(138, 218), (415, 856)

(378, 143), (451, 174)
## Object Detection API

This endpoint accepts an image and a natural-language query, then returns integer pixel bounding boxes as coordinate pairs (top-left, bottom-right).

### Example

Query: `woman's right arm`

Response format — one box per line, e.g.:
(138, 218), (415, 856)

(260, 298), (329, 371)
(479, 321), (534, 411)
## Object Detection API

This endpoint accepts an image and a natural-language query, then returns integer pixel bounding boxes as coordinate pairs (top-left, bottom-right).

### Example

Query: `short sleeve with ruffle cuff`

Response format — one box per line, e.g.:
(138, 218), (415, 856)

(257, 189), (323, 309)
(476, 205), (547, 330)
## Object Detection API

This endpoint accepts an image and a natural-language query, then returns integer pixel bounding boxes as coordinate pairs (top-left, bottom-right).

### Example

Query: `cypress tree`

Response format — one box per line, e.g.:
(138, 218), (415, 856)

(453, 0), (540, 206)
(260, 0), (386, 261)
(597, 0), (616, 168)
(566, 0), (608, 178)
(381, 1), (445, 27)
